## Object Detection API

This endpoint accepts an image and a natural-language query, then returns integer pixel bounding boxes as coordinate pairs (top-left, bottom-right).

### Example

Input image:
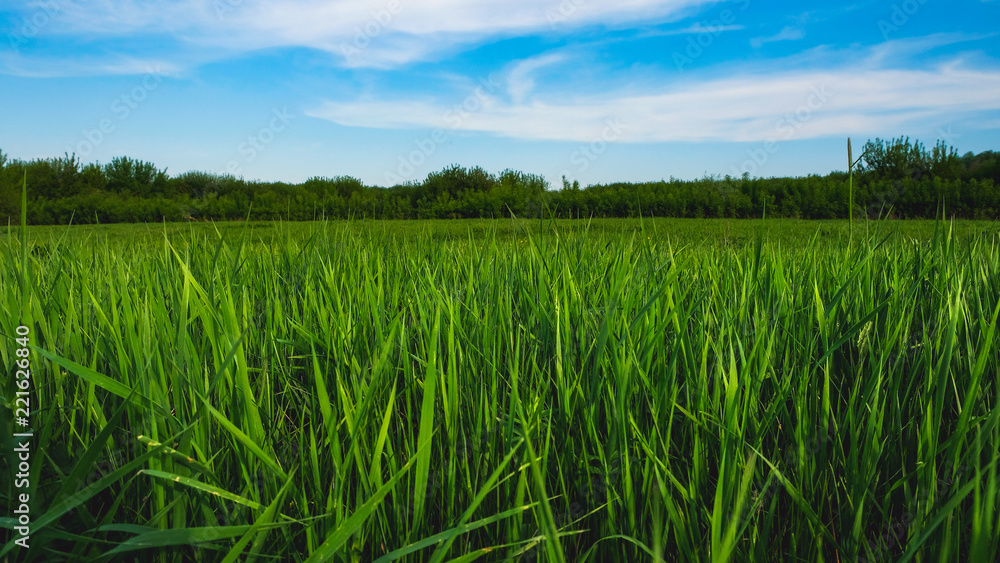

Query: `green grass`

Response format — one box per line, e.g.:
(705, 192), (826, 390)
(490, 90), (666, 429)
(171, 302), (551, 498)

(1, 216), (999, 561)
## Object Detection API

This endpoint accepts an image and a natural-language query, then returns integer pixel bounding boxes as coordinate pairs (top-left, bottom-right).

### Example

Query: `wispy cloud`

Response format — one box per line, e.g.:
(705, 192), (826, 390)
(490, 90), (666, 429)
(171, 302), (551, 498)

(750, 26), (804, 48)
(308, 50), (1000, 143)
(4, 0), (720, 72)
(0, 52), (183, 78)
(864, 32), (996, 65)
(640, 22), (745, 37)
(506, 53), (565, 103)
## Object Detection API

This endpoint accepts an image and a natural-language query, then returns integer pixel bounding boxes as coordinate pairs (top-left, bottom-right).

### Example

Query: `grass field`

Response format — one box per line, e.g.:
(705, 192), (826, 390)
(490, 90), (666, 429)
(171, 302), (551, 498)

(2, 216), (999, 561)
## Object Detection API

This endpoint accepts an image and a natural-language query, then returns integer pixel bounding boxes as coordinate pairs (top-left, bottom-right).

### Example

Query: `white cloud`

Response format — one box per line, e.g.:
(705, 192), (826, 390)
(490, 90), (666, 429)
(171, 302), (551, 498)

(308, 60), (1000, 144)
(17, 0), (719, 69)
(640, 22), (744, 37)
(0, 52), (183, 78)
(864, 32), (995, 66)
(506, 54), (565, 103)
(750, 26), (804, 48)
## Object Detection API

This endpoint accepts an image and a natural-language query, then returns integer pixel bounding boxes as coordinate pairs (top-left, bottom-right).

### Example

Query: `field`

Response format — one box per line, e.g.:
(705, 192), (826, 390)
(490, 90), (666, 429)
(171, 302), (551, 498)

(2, 217), (999, 561)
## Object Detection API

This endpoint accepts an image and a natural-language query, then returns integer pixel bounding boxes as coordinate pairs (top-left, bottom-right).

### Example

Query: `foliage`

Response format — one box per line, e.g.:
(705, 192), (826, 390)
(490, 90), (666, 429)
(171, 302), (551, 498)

(0, 139), (998, 225)
(103, 156), (169, 197)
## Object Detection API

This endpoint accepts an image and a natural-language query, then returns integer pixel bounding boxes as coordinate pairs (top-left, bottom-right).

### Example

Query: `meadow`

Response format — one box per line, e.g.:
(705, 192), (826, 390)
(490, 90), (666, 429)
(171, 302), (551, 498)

(1, 216), (999, 561)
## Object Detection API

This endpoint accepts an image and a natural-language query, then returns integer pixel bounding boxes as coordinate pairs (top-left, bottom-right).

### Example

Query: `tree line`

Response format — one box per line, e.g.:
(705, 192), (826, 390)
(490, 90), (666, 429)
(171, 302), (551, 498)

(1, 137), (998, 225)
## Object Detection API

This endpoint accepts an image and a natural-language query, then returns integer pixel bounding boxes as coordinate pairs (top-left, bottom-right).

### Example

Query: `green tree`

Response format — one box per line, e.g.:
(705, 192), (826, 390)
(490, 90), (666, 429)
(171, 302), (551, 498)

(104, 156), (168, 197)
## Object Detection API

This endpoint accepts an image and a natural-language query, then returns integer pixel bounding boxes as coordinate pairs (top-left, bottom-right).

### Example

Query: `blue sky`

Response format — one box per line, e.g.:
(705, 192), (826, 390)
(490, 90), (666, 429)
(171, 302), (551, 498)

(1, 0), (999, 188)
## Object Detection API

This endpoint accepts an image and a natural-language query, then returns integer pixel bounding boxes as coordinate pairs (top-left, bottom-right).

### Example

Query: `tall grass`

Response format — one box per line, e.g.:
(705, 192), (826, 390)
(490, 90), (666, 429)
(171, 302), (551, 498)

(1, 216), (998, 561)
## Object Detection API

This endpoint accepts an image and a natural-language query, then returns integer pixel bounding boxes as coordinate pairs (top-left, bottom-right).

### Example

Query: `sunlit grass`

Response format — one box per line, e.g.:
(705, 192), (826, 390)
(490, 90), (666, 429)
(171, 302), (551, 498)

(1, 214), (998, 561)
